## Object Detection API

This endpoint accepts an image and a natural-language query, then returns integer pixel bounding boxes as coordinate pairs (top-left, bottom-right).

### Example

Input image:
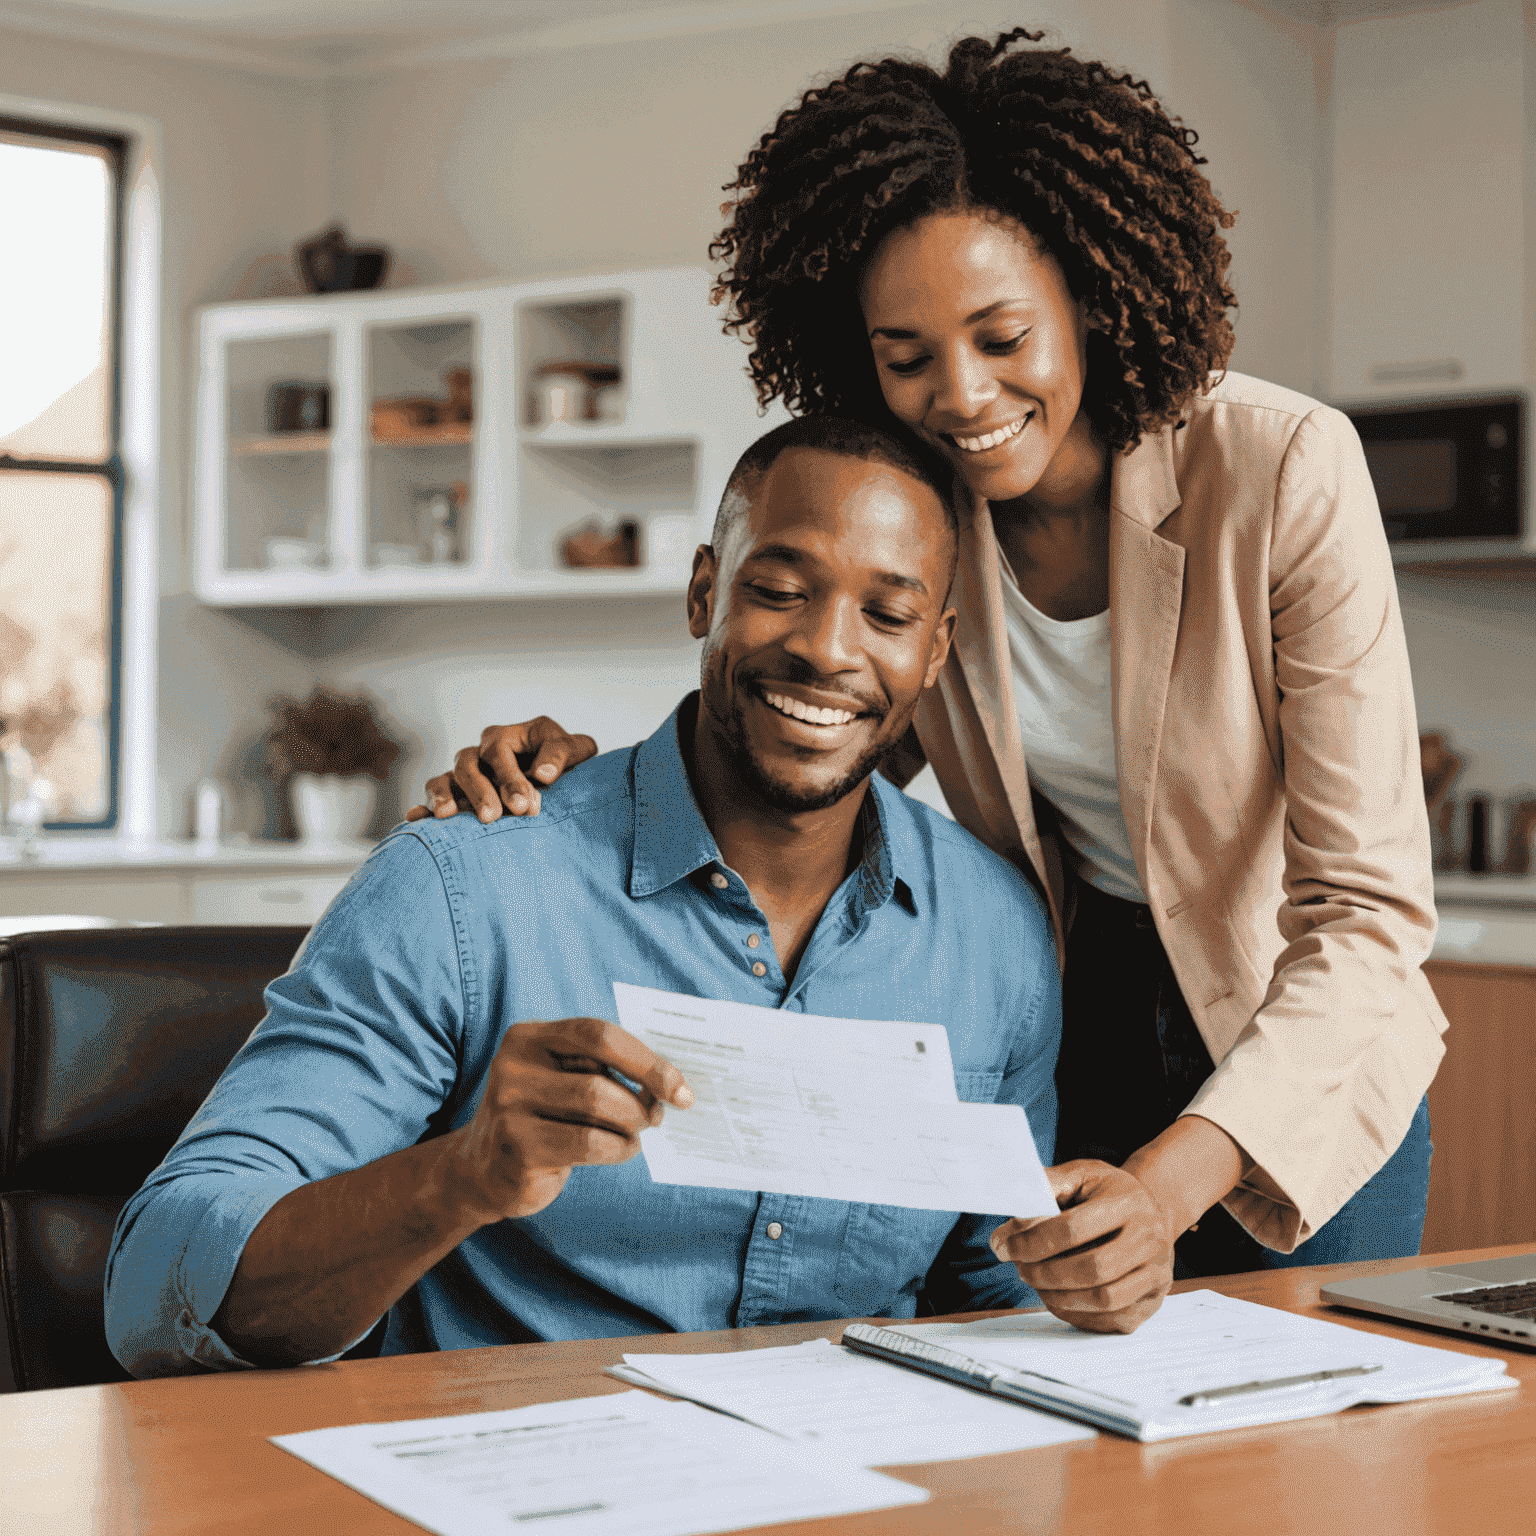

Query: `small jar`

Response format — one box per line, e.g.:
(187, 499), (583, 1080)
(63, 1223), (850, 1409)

(534, 372), (587, 425)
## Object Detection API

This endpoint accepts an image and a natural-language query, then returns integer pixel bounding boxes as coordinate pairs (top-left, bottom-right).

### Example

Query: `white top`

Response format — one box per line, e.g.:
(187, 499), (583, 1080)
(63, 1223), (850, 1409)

(997, 565), (1146, 903)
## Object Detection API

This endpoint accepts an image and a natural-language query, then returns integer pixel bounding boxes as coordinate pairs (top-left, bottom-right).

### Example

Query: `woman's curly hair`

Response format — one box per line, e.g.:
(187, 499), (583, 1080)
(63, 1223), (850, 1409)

(711, 28), (1238, 453)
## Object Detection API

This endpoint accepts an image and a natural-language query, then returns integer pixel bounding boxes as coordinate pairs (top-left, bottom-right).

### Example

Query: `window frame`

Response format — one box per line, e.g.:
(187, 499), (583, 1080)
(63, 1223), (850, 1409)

(0, 114), (129, 831)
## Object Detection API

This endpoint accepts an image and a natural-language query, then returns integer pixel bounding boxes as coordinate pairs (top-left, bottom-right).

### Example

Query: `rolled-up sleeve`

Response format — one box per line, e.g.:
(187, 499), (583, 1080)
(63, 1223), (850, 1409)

(1185, 406), (1446, 1249)
(105, 830), (468, 1377)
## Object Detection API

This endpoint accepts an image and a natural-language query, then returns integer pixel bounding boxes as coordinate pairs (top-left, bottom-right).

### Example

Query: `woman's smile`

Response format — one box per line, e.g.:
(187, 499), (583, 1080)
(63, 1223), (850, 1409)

(948, 413), (1033, 454)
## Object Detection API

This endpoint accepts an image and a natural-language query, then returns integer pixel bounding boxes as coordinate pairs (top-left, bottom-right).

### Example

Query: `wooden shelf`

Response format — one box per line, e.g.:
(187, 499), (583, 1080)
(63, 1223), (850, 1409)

(371, 424), (473, 448)
(230, 433), (331, 456)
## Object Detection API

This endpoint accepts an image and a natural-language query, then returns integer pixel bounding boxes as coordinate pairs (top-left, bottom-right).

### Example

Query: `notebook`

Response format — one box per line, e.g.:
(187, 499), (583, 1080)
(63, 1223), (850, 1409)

(845, 1289), (1514, 1442)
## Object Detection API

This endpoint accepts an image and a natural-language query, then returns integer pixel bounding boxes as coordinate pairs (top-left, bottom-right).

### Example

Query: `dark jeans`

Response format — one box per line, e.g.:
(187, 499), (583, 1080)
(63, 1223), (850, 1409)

(1055, 879), (1433, 1279)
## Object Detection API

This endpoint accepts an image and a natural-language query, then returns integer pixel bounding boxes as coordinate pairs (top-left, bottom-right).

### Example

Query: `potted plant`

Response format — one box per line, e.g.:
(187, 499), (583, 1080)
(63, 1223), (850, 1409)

(264, 686), (400, 846)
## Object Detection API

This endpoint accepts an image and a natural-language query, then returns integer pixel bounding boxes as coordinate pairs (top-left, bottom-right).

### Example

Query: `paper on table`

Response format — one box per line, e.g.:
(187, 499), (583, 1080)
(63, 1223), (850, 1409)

(887, 1290), (1514, 1441)
(616, 981), (1057, 1217)
(271, 1390), (927, 1536)
(612, 1338), (1095, 1466)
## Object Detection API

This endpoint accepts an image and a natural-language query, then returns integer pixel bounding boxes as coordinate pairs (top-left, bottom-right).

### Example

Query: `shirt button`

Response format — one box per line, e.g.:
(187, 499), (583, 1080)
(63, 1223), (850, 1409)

(747, 933), (760, 949)
(710, 871), (729, 890)
(752, 961), (767, 977)
(766, 1222), (783, 1240)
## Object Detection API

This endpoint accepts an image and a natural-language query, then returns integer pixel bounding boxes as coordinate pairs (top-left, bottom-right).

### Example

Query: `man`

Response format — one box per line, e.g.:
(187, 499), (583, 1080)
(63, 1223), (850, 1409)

(105, 416), (1061, 1377)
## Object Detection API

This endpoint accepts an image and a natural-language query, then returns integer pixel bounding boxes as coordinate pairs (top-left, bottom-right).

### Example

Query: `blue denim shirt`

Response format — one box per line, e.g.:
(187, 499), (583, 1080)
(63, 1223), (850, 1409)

(106, 699), (1060, 1378)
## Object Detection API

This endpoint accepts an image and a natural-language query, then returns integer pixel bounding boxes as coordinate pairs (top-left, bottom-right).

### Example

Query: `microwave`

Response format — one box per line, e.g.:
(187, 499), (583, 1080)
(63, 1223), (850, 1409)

(1342, 394), (1525, 549)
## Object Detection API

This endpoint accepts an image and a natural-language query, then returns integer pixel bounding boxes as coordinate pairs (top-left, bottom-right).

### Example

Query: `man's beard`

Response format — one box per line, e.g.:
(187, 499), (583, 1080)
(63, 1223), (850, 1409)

(705, 663), (901, 815)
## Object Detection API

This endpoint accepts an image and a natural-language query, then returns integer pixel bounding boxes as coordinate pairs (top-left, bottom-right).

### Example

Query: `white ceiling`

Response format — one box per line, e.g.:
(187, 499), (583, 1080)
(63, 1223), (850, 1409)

(0, 0), (920, 72)
(0, 0), (1462, 74)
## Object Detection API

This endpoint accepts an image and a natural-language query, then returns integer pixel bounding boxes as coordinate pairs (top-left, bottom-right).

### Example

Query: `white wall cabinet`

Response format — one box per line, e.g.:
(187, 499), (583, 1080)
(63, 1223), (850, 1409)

(1327, 1), (1527, 403)
(194, 267), (779, 607)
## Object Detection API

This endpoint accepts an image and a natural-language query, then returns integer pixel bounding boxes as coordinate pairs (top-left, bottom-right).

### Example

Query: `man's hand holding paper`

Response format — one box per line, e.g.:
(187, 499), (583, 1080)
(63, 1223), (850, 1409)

(451, 1015), (697, 1222)
(618, 982), (1059, 1221)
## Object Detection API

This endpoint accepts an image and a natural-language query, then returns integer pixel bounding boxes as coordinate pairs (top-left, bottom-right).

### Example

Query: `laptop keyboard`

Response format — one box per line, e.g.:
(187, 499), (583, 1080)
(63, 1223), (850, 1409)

(1433, 1280), (1536, 1322)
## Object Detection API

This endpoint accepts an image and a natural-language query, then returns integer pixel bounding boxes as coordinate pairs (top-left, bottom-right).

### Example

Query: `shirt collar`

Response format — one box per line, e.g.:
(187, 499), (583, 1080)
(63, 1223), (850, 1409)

(629, 694), (918, 916)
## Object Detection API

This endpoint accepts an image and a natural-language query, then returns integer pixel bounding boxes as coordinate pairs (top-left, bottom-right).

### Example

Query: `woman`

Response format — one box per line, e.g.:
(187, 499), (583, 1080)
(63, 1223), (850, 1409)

(408, 30), (1443, 1333)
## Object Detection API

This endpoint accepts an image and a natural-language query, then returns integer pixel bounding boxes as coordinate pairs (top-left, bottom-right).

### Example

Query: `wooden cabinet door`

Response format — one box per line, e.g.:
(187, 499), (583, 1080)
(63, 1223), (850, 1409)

(1422, 960), (1536, 1252)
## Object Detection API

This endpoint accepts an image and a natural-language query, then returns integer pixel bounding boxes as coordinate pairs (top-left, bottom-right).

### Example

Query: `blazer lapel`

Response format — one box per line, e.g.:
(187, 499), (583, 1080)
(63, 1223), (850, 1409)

(1109, 429), (1186, 890)
(952, 493), (1025, 792)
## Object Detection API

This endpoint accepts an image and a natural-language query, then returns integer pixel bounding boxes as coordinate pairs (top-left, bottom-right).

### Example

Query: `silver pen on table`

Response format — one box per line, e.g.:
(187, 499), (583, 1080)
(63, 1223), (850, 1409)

(1179, 1362), (1384, 1407)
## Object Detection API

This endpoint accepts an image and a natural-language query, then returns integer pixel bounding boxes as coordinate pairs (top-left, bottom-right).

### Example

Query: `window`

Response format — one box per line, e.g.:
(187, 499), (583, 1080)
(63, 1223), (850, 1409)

(0, 116), (126, 828)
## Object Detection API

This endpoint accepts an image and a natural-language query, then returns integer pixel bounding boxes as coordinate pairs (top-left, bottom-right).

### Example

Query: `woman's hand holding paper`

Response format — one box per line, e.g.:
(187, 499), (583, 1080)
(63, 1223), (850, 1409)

(990, 1161), (1177, 1335)
(992, 1115), (1252, 1334)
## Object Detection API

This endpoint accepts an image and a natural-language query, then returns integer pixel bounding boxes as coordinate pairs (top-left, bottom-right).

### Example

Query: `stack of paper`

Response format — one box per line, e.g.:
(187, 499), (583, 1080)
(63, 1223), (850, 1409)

(614, 981), (1058, 1217)
(877, 1289), (1514, 1441)
(610, 1337), (1095, 1465)
(273, 1391), (928, 1536)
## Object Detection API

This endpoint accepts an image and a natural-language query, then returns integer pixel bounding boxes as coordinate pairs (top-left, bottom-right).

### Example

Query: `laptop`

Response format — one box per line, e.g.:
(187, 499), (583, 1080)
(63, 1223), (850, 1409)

(1321, 1252), (1536, 1350)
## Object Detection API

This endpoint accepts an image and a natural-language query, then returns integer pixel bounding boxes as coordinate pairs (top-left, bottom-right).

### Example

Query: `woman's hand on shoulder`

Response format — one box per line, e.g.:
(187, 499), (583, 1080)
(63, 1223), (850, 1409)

(405, 719), (599, 823)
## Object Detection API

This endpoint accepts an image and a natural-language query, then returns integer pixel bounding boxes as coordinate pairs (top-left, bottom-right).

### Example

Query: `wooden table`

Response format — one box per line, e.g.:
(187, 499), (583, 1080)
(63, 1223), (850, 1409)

(6, 1247), (1533, 1536)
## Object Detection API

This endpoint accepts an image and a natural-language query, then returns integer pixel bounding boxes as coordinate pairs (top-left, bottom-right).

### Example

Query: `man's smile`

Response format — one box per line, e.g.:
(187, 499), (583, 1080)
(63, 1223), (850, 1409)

(761, 690), (858, 727)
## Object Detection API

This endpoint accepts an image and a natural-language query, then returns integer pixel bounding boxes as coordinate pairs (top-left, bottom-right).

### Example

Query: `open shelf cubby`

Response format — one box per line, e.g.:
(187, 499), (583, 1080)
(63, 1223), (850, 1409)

(223, 332), (332, 572)
(517, 438), (699, 582)
(519, 295), (626, 428)
(365, 318), (477, 568)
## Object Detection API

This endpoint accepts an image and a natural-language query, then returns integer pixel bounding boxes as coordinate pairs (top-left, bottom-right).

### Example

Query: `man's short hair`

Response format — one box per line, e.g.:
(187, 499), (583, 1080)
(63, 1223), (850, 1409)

(710, 415), (959, 554)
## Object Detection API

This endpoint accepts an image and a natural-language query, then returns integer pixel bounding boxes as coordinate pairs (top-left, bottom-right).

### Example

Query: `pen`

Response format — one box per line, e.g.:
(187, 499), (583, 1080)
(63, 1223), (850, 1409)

(552, 1052), (650, 1101)
(1178, 1363), (1384, 1407)
(602, 1065), (647, 1098)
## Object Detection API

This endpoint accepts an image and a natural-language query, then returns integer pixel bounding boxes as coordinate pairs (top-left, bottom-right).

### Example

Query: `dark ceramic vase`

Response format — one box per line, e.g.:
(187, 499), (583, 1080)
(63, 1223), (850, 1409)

(296, 224), (391, 293)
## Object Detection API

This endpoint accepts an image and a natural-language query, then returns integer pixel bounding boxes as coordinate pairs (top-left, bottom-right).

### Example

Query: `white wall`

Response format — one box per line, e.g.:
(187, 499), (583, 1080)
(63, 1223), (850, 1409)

(1398, 572), (1536, 800)
(318, 0), (1329, 812)
(0, 26), (330, 836)
(1167, 0), (1325, 395)
(6, 1), (1528, 836)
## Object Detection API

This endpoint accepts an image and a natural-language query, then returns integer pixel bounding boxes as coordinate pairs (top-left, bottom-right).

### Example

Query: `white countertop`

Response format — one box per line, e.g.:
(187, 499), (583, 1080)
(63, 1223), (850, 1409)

(1431, 875), (1536, 966)
(0, 837), (375, 874)
(1, 839), (1529, 965)
(1433, 873), (1536, 909)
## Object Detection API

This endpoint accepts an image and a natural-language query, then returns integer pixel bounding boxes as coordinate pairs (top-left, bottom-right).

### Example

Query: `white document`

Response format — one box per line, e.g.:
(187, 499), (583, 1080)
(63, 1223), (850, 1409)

(612, 1338), (1094, 1466)
(616, 980), (961, 1103)
(887, 1289), (1514, 1441)
(272, 1390), (927, 1536)
(616, 982), (1057, 1217)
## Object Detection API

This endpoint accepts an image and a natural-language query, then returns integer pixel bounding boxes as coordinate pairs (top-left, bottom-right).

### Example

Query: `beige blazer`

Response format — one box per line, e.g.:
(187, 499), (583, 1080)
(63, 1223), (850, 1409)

(914, 370), (1447, 1251)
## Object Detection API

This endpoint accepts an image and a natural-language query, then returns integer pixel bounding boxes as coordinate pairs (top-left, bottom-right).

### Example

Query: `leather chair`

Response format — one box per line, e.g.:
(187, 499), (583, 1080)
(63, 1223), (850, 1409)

(0, 925), (308, 1392)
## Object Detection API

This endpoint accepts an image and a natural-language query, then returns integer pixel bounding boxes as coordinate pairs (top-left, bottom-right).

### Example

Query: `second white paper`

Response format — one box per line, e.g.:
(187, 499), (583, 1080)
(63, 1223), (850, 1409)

(614, 1338), (1095, 1465)
(617, 982), (1057, 1217)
